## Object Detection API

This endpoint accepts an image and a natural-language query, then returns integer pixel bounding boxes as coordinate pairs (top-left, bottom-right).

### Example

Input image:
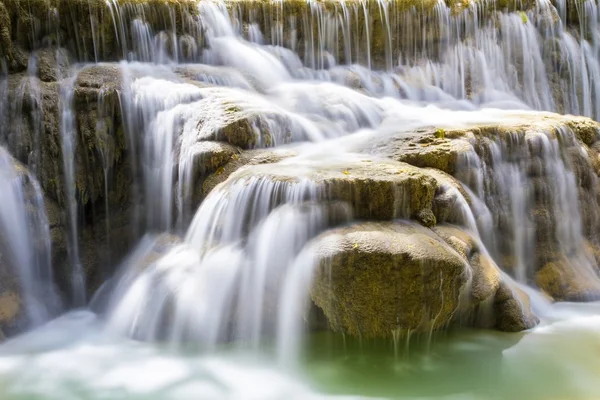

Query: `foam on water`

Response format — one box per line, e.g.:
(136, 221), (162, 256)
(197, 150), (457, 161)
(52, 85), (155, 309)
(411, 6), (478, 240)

(0, 304), (600, 399)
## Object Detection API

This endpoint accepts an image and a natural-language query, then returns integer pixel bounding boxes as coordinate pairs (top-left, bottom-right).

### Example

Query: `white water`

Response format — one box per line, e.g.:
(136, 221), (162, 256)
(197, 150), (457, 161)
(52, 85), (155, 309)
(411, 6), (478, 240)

(58, 71), (87, 306)
(0, 303), (600, 399)
(0, 148), (59, 328)
(2, 0), (600, 398)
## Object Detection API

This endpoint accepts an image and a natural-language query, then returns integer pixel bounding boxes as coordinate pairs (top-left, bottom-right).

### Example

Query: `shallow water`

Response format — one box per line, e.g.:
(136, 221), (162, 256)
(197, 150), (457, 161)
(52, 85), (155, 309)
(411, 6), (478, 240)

(0, 303), (599, 400)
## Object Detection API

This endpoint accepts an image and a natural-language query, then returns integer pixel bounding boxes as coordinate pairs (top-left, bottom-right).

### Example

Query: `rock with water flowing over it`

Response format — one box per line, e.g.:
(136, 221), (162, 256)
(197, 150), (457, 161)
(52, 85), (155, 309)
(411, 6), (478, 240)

(4, 64), (127, 207)
(2, 63), (137, 296)
(372, 112), (600, 301)
(431, 225), (501, 303)
(177, 86), (293, 148)
(211, 157), (467, 226)
(198, 147), (296, 201)
(310, 222), (539, 338)
(432, 225), (539, 331)
(0, 151), (64, 336)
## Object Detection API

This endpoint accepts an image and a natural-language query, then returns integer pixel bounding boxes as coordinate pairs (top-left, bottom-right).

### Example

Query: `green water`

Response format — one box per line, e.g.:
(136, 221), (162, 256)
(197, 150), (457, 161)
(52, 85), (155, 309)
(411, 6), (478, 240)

(0, 303), (599, 400)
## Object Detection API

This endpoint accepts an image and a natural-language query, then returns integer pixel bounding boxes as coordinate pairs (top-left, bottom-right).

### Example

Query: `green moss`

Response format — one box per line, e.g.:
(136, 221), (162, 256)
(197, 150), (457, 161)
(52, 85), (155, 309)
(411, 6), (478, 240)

(0, 1), (12, 63)
(225, 104), (242, 114)
(310, 223), (469, 338)
(519, 10), (528, 24)
(2, 0), (201, 61)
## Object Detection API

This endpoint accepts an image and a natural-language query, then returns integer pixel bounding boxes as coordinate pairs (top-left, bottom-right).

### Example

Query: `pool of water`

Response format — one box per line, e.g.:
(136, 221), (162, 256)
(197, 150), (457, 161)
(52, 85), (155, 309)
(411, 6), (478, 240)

(0, 303), (599, 400)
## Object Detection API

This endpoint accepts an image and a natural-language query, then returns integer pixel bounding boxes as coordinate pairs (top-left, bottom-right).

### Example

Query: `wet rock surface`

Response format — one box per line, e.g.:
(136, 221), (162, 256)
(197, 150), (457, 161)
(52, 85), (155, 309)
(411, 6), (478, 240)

(310, 221), (470, 338)
(310, 221), (539, 338)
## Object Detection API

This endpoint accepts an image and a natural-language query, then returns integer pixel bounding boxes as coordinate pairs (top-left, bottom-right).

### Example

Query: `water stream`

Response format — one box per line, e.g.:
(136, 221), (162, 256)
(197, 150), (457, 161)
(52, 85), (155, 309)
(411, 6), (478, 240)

(1, 0), (600, 398)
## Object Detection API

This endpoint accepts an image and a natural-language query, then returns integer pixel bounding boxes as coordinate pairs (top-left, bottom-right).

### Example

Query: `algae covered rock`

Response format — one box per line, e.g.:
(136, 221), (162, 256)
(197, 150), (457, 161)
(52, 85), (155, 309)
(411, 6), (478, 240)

(310, 221), (470, 338)
(214, 156), (465, 224)
(494, 282), (539, 332)
(308, 220), (539, 338)
(370, 128), (472, 175)
(536, 257), (600, 301)
(432, 225), (500, 303)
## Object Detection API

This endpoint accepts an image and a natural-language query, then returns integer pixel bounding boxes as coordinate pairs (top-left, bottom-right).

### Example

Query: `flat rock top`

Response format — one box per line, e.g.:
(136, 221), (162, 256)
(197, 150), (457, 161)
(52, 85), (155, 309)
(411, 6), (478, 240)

(315, 221), (467, 265)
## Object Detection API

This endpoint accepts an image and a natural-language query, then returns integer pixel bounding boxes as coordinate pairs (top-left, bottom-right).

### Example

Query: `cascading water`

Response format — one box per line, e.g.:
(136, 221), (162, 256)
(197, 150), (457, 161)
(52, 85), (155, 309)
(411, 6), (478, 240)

(0, 148), (59, 328)
(58, 71), (87, 306)
(2, 0), (600, 398)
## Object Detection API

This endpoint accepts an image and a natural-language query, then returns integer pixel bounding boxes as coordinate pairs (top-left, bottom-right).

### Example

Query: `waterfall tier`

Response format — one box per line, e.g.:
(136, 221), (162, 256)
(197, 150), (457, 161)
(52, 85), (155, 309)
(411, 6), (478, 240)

(1, 0), (600, 356)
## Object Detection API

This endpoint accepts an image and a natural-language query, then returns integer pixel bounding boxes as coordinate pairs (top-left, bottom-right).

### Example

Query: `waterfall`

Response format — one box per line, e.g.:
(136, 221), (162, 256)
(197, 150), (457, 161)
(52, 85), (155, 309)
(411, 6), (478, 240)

(0, 148), (59, 327)
(67, 0), (597, 361)
(58, 71), (86, 306)
(3, 0), (600, 390)
(105, 171), (352, 351)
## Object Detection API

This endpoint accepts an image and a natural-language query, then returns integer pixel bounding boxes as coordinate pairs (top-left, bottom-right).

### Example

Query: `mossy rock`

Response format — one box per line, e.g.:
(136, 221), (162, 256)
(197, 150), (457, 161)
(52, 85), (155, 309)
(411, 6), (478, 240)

(433, 225), (500, 303)
(212, 157), (463, 223)
(199, 148), (297, 201)
(310, 221), (470, 338)
(536, 256), (600, 301)
(493, 281), (539, 332)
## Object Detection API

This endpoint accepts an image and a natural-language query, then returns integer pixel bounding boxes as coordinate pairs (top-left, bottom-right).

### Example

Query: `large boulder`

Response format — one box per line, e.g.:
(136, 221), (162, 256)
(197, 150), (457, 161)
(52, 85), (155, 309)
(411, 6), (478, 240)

(309, 221), (539, 339)
(309, 221), (470, 338)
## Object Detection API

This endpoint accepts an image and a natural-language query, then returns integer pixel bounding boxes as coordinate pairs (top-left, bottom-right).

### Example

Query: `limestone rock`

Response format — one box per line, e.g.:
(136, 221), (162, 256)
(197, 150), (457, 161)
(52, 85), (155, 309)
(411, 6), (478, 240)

(433, 225), (501, 303)
(431, 225), (538, 331)
(310, 221), (470, 338)
(31, 47), (71, 82)
(536, 257), (600, 301)
(494, 282), (539, 332)
(6, 64), (127, 208)
(370, 129), (472, 175)
(183, 86), (294, 149)
(215, 157), (465, 223)
(199, 148), (297, 201)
